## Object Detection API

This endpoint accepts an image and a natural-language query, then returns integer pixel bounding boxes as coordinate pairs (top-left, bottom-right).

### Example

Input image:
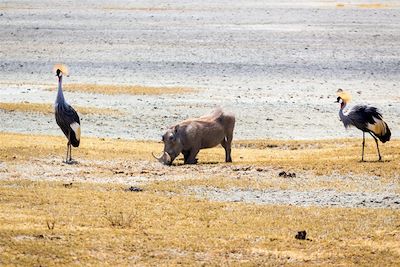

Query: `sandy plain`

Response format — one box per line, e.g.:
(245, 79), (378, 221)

(0, 0), (400, 266)
(0, 0), (399, 139)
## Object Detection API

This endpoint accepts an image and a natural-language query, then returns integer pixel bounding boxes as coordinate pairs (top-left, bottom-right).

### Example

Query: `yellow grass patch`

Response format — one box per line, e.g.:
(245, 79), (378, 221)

(357, 3), (390, 9)
(336, 3), (393, 9)
(230, 139), (398, 178)
(0, 180), (399, 266)
(0, 132), (399, 179)
(0, 132), (399, 265)
(0, 102), (122, 116)
(51, 83), (195, 95)
(0, 132), (158, 162)
(102, 6), (181, 12)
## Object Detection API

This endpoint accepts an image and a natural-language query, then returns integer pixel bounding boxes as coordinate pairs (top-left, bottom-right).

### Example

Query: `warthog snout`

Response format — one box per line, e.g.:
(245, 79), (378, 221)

(152, 151), (172, 165)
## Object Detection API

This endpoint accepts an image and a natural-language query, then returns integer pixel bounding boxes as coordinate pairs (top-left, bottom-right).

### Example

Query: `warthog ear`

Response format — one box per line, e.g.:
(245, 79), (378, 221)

(174, 125), (179, 133)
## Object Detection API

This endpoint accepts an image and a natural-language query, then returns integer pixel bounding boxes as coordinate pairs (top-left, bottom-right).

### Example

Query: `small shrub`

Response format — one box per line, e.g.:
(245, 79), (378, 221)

(46, 218), (56, 230)
(104, 210), (136, 229)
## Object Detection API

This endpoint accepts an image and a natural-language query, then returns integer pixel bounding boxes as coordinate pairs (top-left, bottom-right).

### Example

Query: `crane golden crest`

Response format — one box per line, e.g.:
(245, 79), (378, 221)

(336, 88), (352, 103)
(53, 64), (69, 76)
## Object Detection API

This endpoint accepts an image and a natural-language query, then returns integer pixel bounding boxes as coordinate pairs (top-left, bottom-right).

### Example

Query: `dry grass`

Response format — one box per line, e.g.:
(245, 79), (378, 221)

(336, 3), (394, 9)
(0, 132), (158, 162)
(0, 132), (399, 265)
(1, 133), (399, 179)
(49, 83), (196, 95)
(231, 139), (400, 178)
(102, 6), (182, 12)
(0, 180), (399, 266)
(356, 3), (390, 9)
(0, 102), (122, 116)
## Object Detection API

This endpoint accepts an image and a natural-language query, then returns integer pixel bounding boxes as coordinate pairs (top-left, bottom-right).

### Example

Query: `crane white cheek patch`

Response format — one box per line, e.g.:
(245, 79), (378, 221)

(70, 122), (81, 141)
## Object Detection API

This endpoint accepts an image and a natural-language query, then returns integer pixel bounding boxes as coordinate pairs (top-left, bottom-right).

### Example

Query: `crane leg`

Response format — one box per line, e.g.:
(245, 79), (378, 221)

(64, 142), (73, 164)
(65, 132), (72, 163)
(361, 132), (365, 162)
(64, 142), (68, 163)
(369, 133), (381, 161)
(69, 143), (72, 162)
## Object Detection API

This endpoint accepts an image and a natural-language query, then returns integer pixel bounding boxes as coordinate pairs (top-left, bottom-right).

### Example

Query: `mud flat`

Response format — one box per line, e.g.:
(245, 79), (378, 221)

(0, 0), (399, 140)
(190, 187), (400, 208)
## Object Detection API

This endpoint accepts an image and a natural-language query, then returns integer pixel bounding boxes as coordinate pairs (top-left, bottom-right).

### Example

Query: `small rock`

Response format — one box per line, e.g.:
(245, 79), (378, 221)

(279, 171), (296, 178)
(295, 231), (307, 240)
(63, 183), (73, 188)
(125, 186), (143, 192)
(233, 166), (251, 172)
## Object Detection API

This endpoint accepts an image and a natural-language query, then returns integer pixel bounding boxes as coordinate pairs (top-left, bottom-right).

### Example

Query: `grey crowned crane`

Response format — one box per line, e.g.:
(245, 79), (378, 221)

(53, 64), (81, 163)
(336, 89), (391, 161)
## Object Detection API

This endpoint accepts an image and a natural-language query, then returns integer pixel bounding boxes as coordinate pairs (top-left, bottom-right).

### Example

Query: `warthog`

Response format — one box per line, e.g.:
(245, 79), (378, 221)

(153, 109), (235, 165)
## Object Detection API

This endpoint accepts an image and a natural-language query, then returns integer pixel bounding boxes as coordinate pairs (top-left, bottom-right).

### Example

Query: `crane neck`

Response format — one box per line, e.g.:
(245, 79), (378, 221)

(338, 102), (351, 127)
(339, 101), (345, 115)
(56, 75), (65, 105)
(341, 101), (347, 110)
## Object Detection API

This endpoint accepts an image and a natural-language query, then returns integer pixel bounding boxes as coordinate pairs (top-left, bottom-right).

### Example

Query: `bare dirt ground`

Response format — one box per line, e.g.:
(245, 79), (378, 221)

(0, 0), (399, 139)
(2, 157), (398, 208)
(1, 133), (399, 209)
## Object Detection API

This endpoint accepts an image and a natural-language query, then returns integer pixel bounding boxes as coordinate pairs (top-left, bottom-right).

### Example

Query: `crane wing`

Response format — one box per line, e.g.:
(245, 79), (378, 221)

(55, 103), (81, 146)
(347, 105), (383, 131)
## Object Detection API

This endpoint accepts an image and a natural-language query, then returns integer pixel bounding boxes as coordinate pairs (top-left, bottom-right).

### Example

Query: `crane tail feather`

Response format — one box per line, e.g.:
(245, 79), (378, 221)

(70, 122), (81, 147)
(367, 117), (391, 143)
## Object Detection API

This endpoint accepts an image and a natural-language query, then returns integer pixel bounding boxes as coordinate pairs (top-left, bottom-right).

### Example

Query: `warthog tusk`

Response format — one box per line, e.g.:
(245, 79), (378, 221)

(152, 151), (172, 165)
(164, 152), (171, 164)
(152, 152), (164, 160)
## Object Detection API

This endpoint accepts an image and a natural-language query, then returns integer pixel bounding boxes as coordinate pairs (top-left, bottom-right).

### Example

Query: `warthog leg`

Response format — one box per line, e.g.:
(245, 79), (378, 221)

(186, 148), (199, 164)
(182, 150), (190, 164)
(221, 136), (232, 162)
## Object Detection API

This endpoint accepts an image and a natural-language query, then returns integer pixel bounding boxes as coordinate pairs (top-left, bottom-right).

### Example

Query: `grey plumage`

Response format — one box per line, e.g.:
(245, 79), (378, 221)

(54, 67), (81, 163)
(337, 93), (391, 161)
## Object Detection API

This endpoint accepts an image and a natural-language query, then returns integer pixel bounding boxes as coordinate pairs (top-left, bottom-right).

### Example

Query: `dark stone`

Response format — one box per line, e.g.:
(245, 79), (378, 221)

(125, 186), (143, 192)
(278, 171), (287, 177)
(279, 171), (296, 178)
(295, 230), (307, 240)
(63, 183), (73, 188)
